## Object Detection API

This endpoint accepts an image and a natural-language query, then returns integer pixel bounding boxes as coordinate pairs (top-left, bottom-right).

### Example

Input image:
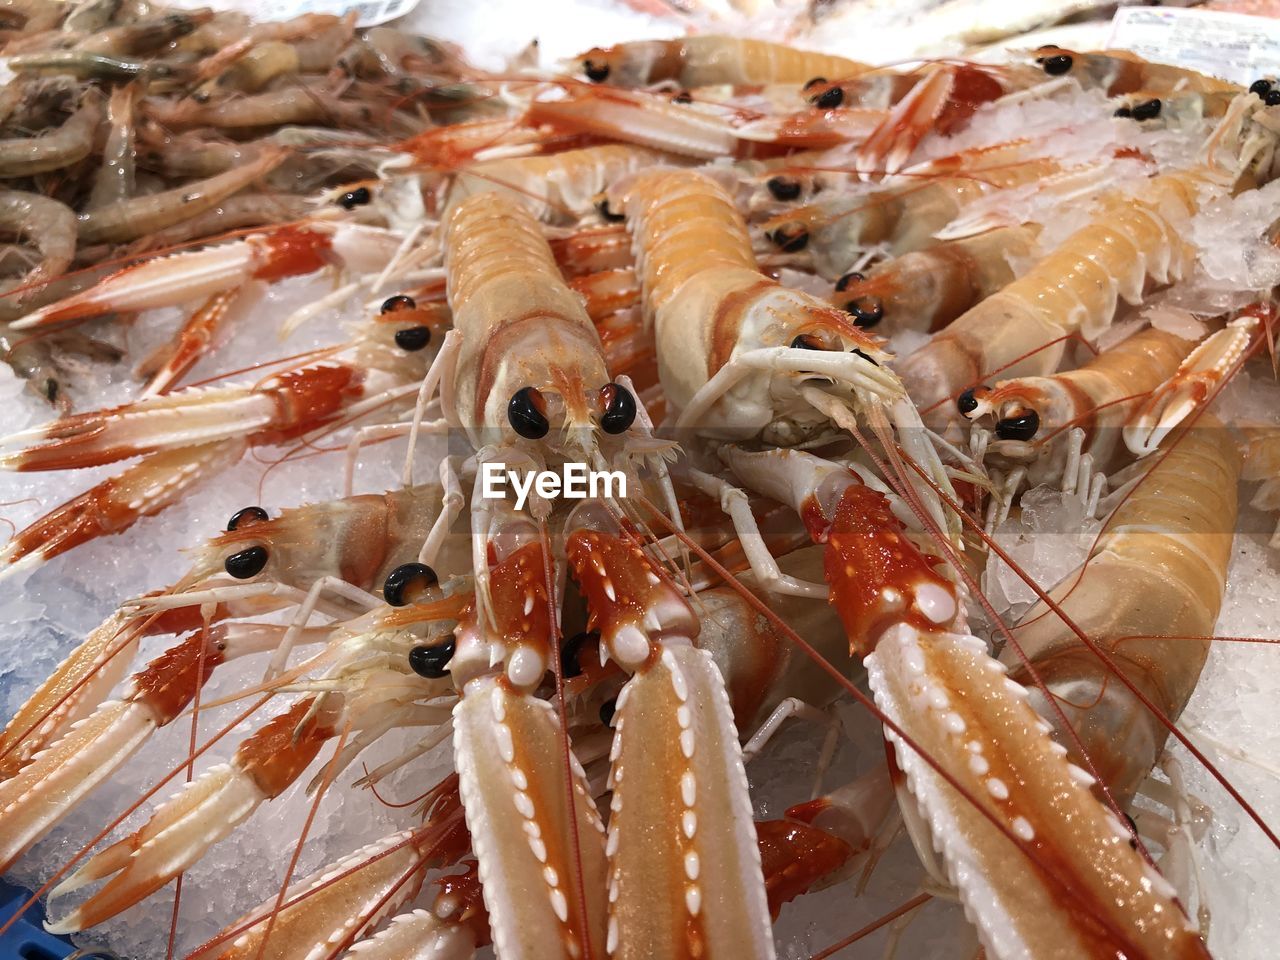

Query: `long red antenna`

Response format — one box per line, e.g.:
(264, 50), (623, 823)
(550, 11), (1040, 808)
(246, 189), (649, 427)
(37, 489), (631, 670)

(810, 891), (932, 960)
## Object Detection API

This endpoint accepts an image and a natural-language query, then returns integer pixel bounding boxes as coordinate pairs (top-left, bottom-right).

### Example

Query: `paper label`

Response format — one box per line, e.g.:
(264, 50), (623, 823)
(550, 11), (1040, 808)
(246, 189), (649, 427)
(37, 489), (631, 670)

(168, 0), (420, 28)
(1107, 6), (1280, 85)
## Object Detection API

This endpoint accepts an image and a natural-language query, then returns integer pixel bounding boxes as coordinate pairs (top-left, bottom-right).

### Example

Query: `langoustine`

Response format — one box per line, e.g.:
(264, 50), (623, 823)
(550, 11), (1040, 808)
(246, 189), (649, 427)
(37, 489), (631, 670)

(0, 9), (1274, 960)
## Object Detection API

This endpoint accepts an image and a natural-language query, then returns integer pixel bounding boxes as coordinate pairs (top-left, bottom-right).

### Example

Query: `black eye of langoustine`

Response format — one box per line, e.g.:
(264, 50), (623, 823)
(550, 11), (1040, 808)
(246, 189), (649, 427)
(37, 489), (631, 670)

(338, 186), (371, 209)
(409, 637), (455, 679)
(769, 224), (809, 252)
(767, 176), (802, 202)
(957, 387), (980, 415)
(395, 326), (431, 351)
(226, 505), (268, 531)
(225, 545), (268, 579)
(1039, 53), (1073, 76)
(996, 410), (1040, 441)
(583, 59), (609, 83)
(834, 271), (865, 293)
(381, 294), (416, 314)
(790, 333), (824, 350)
(845, 296), (883, 328)
(600, 382), (636, 434)
(508, 387), (550, 440)
(810, 86), (843, 109)
(1131, 98), (1161, 121)
(384, 562), (438, 607)
(1250, 78), (1273, 97)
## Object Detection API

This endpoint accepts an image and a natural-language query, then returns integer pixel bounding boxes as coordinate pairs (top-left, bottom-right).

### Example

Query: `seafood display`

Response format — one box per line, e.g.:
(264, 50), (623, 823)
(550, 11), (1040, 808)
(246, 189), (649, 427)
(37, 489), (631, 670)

(0, 3), (1277, 960)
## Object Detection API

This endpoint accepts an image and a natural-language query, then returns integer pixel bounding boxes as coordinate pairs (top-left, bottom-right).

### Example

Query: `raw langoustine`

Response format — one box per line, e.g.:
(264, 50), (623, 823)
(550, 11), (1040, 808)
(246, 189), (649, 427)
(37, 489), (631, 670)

(0, 5), (1275, 960)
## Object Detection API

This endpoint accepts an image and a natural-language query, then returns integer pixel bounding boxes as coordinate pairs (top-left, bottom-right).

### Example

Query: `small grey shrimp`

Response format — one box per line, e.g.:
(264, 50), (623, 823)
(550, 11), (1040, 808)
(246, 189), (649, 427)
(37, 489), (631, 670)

(87, 82), (138, 211)
(0, 87), (103, 178)
(0, 188), (76, 302)
(0, 0), (63, 33)
(144, 82), (378, 132)
(191, 40), (302, 99)
(195, 14), (355, 100)
(7, 49), (193, 84)
(74, 8), (213, 57)
(0, 329), (69, 412)
(169, 10), (247, 55)
(61, 0), (125, 35)
(293, 13), (357, 70)
(0, 76), (77, 131)
(0, 265), (116, 409)
(348, 27), (467, 81)
(76, 145), (287, 244)
(135, 130), (258, 179)
(135, 192), (312, 251)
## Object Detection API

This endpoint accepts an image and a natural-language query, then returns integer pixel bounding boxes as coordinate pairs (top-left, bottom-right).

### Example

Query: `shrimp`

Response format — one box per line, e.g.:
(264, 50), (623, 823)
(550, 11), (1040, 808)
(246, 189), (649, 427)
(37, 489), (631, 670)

(960, 316), (1258, 520)
(6, 49), (193, 83)
(429, 187), (681, 595)
(613, 167), (956, 552)
(11, 219), (402, 330)
(1030, 46), (1241, 98)
(445, 144), (664, 225)
(193, 14), (354, 99)
(0, 86), (102, 177)
(830, 223), (1041, 335)
(897, 94), (1280, 420)
(200, 789), (475, 960)
(44, 658), (453, 933)
(76, 144), (287, 244)
(73, 7), (213, 57)
(719, 444), (1210, 959)
(143, 82), (384, 133)
(1008, 415), (1239, 805)
(0, 188), (76, 301)
(0, 481), (459, 780)
(416, 188), (776, 957)
(531, 84), (887, 161)
(86, 81), (138, 210)
(574, 35), (870, 88)
(791, 141), (1062, 278)
(0, 299), (448, 568)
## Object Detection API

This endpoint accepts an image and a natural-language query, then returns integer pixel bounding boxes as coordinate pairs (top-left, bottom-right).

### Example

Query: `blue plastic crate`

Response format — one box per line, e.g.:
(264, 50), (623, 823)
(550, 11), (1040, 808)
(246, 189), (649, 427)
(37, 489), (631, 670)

(0, 879), (74, 960)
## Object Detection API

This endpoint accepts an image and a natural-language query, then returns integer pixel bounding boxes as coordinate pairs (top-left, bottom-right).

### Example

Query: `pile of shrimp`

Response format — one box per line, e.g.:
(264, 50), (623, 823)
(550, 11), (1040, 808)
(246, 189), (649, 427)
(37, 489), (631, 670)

(0, 5), (1278, 960)
(0, 0), (487, 411)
